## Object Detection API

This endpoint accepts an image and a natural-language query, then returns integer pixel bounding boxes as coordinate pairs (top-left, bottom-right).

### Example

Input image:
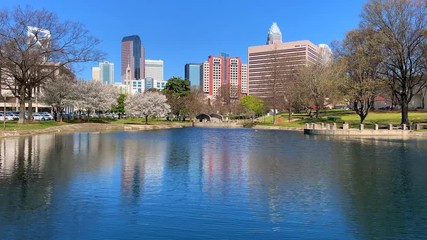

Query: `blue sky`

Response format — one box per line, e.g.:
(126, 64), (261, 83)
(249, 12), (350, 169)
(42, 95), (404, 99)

(3, 0), (367, 82)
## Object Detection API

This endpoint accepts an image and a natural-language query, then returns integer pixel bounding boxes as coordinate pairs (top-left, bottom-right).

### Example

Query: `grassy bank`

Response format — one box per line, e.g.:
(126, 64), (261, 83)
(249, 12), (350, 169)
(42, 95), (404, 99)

(0, 121), (67, 131)
(2, 110), (426, 132)
(0, 118), (190, 131)
(257, 110), (427, 129)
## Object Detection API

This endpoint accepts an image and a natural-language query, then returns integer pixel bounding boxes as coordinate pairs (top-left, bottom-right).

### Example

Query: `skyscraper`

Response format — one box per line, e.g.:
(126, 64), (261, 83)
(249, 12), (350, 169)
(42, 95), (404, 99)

(266, 22), (282, 45)
(121, 35), (145, 82)
(201, 54), (247, 98)
(184, 63), (202, 87)
(248, 22), (322, 100)
(99, 61), (114, 85)
(145, 59), (164, 82)
(92, 67), (100, 81)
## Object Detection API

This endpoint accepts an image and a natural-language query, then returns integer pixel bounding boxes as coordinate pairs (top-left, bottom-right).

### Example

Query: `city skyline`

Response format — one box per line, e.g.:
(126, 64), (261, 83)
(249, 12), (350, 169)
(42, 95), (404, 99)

(3, 0), (367, 82)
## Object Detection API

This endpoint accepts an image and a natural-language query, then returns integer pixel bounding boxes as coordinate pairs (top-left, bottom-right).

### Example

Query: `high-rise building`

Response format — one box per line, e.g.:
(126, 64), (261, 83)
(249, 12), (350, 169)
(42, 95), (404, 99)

(145, 60), (164, 82)
(248, 22), (322, 100)
(184, 63), (202, 87)
(121, 35), (145, 82)
(201, 54), (247, 98)
(266, 22), (282, 45)
(92, 67), (100, 81)
(99, 61), (114, 85)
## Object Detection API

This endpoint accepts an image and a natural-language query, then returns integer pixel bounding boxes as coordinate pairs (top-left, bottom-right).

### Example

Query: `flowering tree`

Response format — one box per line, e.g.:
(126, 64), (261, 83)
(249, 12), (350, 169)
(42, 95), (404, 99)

(71, 80), (118, 118)
(126, 91), (171, 124)
(39, 73), (76, 122)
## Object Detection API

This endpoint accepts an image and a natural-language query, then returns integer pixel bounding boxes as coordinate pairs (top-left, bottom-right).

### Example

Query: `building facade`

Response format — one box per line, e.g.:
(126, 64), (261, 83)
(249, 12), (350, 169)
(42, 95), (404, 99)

(184, 63), (202, 87)
(201, 54), (247, 99)
(145, 60), (164, 82)
(99, 61), (114, 85)
(248, 22), (321, 100)
(116, 64), (167, 95)
(92, 67), (100, 81)
(121, 35), (145, 82)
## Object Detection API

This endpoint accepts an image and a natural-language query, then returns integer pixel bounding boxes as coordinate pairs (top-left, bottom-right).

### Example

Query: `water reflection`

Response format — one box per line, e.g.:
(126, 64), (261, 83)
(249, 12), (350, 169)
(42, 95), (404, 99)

(120, 134), (167, 202)
(0, 129), (426, 239)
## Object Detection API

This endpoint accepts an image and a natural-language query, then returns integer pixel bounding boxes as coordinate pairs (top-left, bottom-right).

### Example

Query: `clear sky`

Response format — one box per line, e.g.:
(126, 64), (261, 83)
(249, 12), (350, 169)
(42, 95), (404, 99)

(3, 0), (367, 82)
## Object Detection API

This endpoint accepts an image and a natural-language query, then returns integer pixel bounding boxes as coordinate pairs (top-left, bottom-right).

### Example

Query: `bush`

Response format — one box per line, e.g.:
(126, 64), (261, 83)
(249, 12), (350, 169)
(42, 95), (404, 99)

(327, 116), (342, 122)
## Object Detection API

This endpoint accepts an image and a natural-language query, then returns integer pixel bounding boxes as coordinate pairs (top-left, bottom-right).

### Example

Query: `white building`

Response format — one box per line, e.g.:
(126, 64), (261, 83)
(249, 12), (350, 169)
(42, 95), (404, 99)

(92, 67), (100, 81)
(114, 64), (167, 95)
(145, 60), (164, 82)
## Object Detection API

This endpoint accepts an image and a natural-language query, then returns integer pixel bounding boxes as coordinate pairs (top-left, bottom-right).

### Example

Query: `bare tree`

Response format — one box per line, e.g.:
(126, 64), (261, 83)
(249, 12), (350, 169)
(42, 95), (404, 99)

(335, 28), (385, 123)
(184, 88), (208, 121)
(277, 62), (303, 122)
(361, 0), (426, 125)
(264, 50), (285, 124)
(264, 47), (316, 123)
(297, 62), (343, 118)
(126, 91), (171, 124)
(0, 6), (103, 123)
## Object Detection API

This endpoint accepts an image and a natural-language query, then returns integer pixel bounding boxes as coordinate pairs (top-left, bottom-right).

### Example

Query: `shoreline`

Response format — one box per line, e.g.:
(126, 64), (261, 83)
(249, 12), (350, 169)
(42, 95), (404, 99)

(0, 123), (184, 138)
(1, 122), (426, 139)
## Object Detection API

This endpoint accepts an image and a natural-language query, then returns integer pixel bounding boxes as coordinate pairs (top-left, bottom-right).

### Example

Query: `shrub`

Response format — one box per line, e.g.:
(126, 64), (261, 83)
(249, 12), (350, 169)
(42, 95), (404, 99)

(327, 116), (342, 122)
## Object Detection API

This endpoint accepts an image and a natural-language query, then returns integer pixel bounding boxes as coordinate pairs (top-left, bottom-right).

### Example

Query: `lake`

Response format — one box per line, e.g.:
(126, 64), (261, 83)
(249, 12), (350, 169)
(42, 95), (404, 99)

(0, 128), (426, 239)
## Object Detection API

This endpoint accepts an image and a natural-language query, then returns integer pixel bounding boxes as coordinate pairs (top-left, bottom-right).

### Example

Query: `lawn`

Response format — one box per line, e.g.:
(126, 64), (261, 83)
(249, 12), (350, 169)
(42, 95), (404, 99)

(257, 110), (427, 129)
(0, 120), (66, 131)
(3, 111), (426, 131)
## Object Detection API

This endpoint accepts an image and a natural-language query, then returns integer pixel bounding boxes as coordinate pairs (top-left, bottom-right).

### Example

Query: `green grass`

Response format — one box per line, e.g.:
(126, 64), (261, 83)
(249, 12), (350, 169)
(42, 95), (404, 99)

(1, 117), (191, 132)
(257, 110), (427, 129)
(0, 120), (66, 131)
(3, 111), (427, 131)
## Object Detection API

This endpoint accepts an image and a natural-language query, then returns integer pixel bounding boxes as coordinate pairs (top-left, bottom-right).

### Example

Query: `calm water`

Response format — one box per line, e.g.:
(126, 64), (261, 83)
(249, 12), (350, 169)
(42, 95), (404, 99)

(0, 128), (426, 239)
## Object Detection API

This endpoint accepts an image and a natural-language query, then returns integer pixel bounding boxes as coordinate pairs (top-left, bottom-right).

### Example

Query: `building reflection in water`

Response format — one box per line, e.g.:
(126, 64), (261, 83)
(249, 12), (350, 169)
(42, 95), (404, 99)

(120, 133), (167, 203)
(0, 129), (426, 239)
(0, 132), (119, 213)
(200, 129), (248, 200)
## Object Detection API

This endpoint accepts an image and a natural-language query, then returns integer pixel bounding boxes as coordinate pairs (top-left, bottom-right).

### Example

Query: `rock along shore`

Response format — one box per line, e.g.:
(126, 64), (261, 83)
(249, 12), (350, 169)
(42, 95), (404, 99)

(0, 123), (183, 138)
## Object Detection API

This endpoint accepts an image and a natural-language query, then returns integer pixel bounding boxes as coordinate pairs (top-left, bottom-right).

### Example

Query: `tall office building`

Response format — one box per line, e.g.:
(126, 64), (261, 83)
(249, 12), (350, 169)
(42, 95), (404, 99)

(266, 22), (282, 45)
(145, 60), (164, 82)
(248, 22), (321, 100)
(99, 61), (114, 85)
(184, 63), (202, 87)
(92, 67), (100, 81)
(121, 35), (145, 82)
(201, 54), (247, 98)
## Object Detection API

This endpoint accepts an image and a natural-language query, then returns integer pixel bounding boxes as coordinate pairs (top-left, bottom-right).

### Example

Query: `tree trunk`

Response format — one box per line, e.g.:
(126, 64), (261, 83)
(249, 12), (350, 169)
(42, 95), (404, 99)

(315, 104), (320, 118)
(401, 100), (409, 125)
(17, 86), (27, 124)
(272, 110), (276, 124)
(57, 107), (63, 122)
(18, 98), (26, 124)
(28, 99), (33, 123)
(359, 113), (367, 124)
(145, 115), (148, 125)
